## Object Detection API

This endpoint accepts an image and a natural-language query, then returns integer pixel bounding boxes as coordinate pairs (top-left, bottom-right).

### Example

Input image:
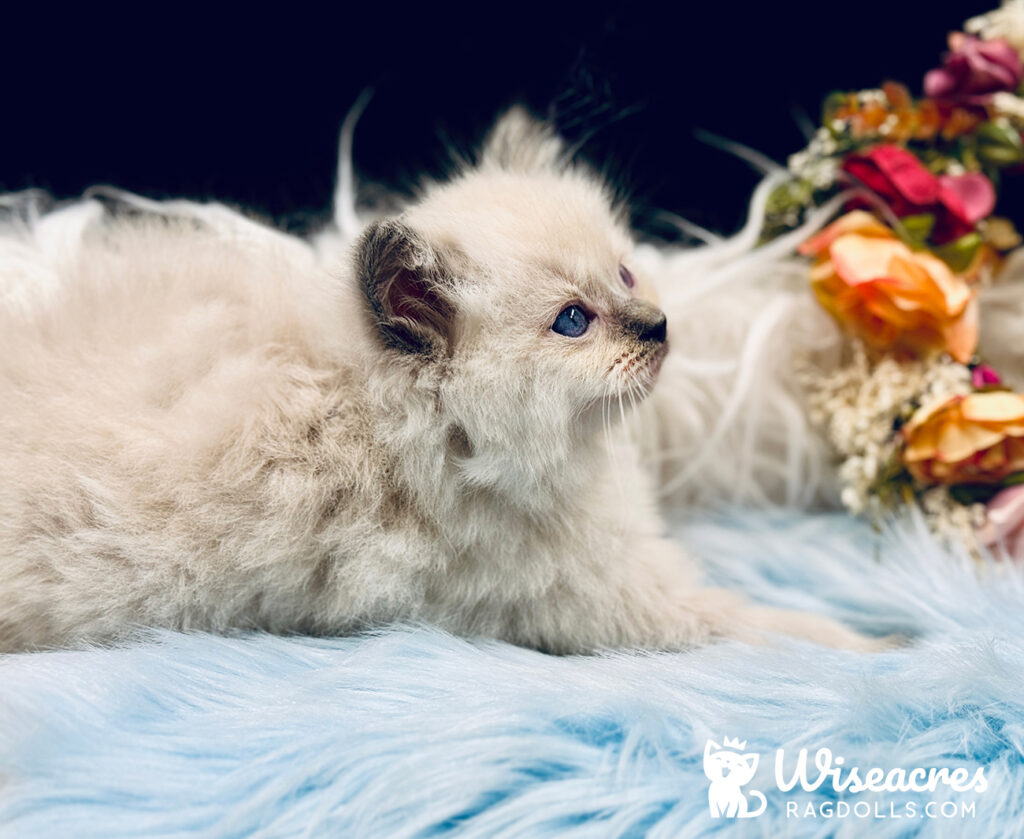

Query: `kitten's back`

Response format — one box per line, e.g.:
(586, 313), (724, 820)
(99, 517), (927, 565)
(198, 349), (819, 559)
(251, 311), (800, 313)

(0, 218), (375, 649)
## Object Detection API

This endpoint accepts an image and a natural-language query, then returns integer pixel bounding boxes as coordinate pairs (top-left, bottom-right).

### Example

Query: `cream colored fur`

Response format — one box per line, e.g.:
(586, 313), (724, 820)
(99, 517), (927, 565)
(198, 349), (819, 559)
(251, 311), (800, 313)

(0, 110), (879, 653)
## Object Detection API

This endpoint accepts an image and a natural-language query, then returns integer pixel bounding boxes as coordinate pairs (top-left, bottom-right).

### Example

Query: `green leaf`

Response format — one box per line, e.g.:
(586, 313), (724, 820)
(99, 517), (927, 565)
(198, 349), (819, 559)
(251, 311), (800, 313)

(980, 146), (1024, 166)
(960, 144), (982, 173)
(949, 483), (1005, 505)
(948, 473), (1024, 505)
(976, 121), (1024, 167)
(934, 233), (982, 273)
(978, 120), (1023, 147)
(822, 91), (849, 125)
(898, 214), (935, 248)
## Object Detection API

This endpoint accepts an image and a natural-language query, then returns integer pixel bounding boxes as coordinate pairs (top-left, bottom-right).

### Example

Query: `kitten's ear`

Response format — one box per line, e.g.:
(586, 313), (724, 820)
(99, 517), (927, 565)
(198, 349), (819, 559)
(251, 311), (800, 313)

(481, 106), (566, 172)
(744, 754), (759, 771)
(355, 218), (456, 356)
(704, 740), (718, 760)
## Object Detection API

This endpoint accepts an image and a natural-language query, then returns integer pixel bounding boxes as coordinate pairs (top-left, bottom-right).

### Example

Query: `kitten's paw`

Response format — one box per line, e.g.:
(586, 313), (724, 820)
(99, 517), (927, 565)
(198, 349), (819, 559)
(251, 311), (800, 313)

(860, 632), (912, 652)
(713, 599), (900, 653)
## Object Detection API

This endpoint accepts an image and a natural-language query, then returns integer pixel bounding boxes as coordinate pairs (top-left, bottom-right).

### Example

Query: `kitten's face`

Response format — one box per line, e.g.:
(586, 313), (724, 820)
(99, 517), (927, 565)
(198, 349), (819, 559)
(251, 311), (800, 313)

(413, 169), (667, 419)
(356, 109), (669, 467)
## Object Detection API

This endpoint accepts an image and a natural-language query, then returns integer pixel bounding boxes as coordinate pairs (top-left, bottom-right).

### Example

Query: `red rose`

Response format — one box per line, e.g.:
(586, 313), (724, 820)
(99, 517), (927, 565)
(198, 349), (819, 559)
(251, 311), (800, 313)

(925, 33), (1024, 103)
(841, 145), (995, 243)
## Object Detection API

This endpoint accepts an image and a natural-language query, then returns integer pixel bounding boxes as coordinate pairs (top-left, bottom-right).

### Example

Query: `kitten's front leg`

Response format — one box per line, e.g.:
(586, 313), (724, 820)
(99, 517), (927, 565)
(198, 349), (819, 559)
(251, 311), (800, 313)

(520, 536), (883, 654)
(699, 595), (890, 652)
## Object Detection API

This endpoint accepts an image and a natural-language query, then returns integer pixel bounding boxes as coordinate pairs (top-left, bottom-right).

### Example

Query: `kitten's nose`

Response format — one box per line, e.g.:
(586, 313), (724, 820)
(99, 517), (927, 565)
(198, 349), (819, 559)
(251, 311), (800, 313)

(639, 315), (667, 344)
(621, 302), (668, 345)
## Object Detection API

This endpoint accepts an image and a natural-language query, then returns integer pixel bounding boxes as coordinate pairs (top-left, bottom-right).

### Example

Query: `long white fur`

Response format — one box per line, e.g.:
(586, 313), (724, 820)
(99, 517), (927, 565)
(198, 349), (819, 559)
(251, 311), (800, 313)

(0, 110), (922, 654)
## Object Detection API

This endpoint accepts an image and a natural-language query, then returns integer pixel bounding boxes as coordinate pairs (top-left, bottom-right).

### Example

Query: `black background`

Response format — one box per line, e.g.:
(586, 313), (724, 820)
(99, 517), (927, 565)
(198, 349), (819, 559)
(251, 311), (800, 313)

(4, 2), (994, 237)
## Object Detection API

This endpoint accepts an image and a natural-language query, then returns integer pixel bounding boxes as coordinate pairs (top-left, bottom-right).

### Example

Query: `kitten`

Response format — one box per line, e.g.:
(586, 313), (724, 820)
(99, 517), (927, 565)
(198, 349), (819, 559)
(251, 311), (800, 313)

(0, 109), (879, 653)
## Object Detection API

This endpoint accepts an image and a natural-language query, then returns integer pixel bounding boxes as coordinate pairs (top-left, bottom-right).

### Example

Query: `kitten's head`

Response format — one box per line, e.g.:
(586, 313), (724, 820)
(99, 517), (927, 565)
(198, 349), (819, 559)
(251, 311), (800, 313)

(354, 108), (667, 469)
(703, 741), (759, 785)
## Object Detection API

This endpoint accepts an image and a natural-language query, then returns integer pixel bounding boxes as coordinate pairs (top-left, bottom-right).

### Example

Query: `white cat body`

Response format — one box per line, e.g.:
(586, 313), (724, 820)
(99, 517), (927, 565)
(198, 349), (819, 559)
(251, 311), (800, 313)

(0, 111), (878, 653)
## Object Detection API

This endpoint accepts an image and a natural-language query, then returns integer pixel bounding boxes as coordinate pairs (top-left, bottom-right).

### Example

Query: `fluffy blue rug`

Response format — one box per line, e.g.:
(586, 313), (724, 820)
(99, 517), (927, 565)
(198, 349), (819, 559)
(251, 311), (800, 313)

(1, 510), (1023, 838)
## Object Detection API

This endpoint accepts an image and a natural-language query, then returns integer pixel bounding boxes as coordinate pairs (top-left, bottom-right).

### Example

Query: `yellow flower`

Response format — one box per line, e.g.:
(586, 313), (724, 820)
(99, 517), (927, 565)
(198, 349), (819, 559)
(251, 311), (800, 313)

(902, 391), (1024, 484)
(799, 211), (978, 363)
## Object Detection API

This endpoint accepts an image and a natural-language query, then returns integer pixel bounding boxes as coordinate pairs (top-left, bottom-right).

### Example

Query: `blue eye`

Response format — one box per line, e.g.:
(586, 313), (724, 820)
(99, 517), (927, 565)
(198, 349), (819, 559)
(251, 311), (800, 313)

(552, 305), (590, 337)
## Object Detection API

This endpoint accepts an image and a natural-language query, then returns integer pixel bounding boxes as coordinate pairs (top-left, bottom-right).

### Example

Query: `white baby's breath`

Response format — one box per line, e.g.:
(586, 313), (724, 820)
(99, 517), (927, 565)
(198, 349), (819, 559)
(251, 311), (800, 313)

(966, 0), (1024, 57)
(992, 92), (1024, 123)
(787, 128), (840, 189)
(802, 344), (972, 518)
(920, 487), (988, 558)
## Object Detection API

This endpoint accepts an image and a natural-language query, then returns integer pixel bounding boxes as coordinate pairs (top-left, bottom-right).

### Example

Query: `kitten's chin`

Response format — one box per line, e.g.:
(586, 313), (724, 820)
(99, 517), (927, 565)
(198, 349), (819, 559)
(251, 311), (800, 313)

(645, 342), (668, 383)
(578, 343), (670, 427)
(632, 341), (668, 394)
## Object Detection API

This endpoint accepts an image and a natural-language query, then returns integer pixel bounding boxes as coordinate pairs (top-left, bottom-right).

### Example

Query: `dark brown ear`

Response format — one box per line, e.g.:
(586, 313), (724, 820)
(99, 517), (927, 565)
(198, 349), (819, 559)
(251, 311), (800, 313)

(355, 218), (455, 356)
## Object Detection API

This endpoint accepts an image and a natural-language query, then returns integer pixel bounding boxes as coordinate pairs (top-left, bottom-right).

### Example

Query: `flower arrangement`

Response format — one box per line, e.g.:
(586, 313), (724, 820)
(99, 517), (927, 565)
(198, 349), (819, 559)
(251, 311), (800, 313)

(773, 1), (1024, 558)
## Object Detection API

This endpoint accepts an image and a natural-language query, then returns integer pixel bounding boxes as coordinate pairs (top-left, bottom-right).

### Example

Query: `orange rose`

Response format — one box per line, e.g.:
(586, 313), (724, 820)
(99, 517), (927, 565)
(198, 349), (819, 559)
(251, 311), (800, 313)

(902, 392), (1024, 484)
(799, 211), (978, 363)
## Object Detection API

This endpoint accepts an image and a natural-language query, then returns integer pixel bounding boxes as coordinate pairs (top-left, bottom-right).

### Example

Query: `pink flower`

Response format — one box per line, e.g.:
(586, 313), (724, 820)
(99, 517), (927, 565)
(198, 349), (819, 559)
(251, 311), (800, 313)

(842, 145), (996, 243)
(938, 172), (998, 232)
(972, 364), (1003, 389)
(979, 484), (1024, 558)
(924, 33), (1024, 103)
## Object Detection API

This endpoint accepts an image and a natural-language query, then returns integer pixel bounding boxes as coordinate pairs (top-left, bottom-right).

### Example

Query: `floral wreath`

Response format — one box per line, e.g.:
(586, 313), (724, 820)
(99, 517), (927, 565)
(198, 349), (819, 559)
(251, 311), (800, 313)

(765, 1), (1024, 558)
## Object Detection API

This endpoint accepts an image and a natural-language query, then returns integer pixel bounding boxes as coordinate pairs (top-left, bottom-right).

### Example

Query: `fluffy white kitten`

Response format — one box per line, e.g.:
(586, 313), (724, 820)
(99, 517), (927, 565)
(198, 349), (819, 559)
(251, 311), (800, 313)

(0, 110), (879, 653)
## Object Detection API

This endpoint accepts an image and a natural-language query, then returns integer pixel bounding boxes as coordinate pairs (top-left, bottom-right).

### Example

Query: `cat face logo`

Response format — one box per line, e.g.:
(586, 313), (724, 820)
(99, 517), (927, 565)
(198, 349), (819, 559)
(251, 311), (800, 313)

(703, 737), (767, 819)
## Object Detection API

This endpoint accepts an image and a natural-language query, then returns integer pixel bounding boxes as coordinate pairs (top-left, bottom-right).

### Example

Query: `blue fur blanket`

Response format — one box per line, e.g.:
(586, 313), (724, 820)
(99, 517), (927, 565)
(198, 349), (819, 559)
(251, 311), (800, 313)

(2, 510), (1023, 838)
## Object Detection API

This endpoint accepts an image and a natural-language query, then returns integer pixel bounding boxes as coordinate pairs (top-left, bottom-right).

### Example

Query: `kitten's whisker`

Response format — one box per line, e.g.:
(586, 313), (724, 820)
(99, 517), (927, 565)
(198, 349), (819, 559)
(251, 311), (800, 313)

(612, 392), (631, 505)
(627, 381), (640, 444)
(602, 392), (622, 501)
